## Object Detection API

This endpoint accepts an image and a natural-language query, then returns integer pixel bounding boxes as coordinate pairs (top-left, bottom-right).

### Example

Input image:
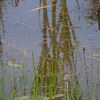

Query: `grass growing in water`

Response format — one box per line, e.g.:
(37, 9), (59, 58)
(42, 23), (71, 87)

(0, 51), (99, 100)
(31, 54), (83, 100)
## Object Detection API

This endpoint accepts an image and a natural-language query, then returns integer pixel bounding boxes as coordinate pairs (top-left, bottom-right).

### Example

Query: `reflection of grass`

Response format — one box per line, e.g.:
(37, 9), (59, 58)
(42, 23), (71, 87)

(0, 53), (29, 100)
(0, 53), (98, 100)
(31, 55), (82, 100)
(30, 52), (99, 100)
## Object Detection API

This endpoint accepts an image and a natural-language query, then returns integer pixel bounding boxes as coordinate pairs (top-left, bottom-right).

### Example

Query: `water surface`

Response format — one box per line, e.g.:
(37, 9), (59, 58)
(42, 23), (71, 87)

(0, 0), (100, 100)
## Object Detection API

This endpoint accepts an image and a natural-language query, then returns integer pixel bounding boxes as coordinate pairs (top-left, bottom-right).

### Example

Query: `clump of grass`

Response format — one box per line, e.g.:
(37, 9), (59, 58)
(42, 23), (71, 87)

(31, 53), (82, 100)
(0, 51), (98, 100)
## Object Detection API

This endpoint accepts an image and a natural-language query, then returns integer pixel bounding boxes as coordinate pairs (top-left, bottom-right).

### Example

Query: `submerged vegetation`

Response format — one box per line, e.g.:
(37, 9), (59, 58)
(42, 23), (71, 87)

(0, 0), (100, 100)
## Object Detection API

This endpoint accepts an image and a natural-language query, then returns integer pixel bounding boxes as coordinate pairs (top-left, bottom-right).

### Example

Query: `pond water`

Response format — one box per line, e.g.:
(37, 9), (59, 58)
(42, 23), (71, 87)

(0, 0), (100, 100)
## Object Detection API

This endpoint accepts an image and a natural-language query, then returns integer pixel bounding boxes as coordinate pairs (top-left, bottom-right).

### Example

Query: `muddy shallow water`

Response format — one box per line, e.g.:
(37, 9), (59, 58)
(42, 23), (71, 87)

(0, 0), (100, 100)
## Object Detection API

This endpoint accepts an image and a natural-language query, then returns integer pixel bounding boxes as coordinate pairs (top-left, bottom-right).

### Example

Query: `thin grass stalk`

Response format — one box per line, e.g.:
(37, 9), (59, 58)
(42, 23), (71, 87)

(0, 54), (5, 100)
(32, 52), (38, 100)
(91, 56), (95, 100)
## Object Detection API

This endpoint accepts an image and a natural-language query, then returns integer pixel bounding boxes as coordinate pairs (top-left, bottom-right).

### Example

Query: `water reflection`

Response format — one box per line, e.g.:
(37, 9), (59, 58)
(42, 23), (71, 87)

(0, 0), (99, 99)
(98, 2), (100, 29)
(87, 0), (100, 29)
(11, 0), (20, 7)
(92, 0), (100, 29)
(0, 1), (4, 99)
(31, 0), (82, 99)
(6, 0), (26, 7)
(0, 1), (3, 61)
(0, 1), (30, 99)
(0, 0), (5, 36)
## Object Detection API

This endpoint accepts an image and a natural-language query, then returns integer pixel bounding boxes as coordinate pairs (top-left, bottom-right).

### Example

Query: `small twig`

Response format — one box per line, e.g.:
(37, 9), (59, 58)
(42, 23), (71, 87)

(31, 4), (56, 12)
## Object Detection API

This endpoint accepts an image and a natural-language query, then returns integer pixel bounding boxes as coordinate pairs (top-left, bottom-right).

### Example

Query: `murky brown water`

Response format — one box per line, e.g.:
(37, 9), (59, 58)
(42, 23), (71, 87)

(0, 0), (100, 100)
